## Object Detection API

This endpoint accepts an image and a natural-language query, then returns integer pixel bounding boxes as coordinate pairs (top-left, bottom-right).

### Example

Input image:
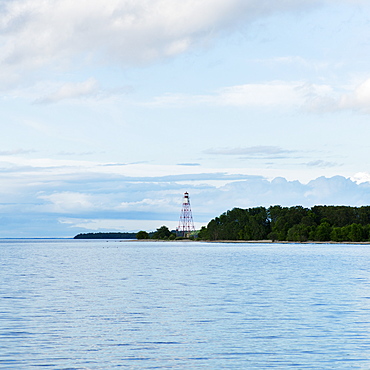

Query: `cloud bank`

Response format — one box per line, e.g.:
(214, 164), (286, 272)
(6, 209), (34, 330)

(147, 77), (370, 115)
(0, 157), (370, 237)
(204, 146), (296, 158)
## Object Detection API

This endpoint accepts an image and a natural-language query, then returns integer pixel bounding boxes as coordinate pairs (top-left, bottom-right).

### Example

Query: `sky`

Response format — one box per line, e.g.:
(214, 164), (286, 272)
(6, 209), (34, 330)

(1, 0), (370, 237)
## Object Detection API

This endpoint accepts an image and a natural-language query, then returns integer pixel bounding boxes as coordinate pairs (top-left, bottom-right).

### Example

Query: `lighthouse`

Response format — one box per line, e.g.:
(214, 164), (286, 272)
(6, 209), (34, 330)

(176, 192), (195, 237)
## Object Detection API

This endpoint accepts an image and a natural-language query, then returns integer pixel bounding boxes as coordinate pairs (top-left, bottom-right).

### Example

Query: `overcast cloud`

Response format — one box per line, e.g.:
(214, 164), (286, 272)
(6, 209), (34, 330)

(0, 0), (322, 71)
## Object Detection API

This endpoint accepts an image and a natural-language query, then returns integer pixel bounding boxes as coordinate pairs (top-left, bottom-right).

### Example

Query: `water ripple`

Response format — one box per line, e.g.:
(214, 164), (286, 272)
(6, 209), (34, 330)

(1, 240), (370, 369)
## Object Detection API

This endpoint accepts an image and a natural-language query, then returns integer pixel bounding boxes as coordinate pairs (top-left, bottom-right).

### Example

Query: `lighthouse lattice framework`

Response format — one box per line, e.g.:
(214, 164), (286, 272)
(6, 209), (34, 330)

(176, 192), (195, 237)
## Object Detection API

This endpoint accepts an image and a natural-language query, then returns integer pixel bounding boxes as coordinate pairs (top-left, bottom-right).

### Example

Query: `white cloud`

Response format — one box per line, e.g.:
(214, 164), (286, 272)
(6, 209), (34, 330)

(337, 78), (370, 113)
(304, 77), (370, 114)
(202, 175), (370, 214)
(251, 56), (333, 72)
(0, 0), (366, 106)
(147, 77), (370, 114)
(118, 198), (175, 212)
(0, 148), (36, 155)
(305, 160), (340, 168)
(35, 78), (99, 104)
(216, 82), (303, 107)
(147, 81), (335, 109)
(351, 172), (370, 184)
(303, 176), (365, 205)
(204, 145), (296, 157)
(0, 0), (324, 80)
(38, 192), (96, 213)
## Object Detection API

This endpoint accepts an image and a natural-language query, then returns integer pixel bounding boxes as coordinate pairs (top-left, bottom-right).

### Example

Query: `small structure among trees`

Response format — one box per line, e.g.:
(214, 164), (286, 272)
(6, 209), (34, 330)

(176, 192), (195, 237)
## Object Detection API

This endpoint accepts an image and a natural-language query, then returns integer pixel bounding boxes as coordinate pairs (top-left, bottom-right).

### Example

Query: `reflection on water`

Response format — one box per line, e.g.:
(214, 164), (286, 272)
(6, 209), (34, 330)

(1, 240), (370, 369)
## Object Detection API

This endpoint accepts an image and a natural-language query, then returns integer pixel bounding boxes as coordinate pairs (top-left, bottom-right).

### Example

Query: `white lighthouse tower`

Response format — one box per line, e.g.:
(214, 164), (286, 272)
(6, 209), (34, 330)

(176, 192), (195, 237)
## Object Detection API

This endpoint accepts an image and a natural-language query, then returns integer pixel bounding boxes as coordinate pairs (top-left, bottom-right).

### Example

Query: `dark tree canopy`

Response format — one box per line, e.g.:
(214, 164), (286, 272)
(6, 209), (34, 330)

(74, 232), (137, 239)
(198, 205), (370, 242)
(151, 225), (175, 240)
(136, 230), (150, 239)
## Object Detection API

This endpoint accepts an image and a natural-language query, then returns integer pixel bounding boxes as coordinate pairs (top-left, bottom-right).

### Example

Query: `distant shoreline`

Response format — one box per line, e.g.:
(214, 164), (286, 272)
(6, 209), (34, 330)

(125, 239), (370, 245)
(2, 238), (370, 245)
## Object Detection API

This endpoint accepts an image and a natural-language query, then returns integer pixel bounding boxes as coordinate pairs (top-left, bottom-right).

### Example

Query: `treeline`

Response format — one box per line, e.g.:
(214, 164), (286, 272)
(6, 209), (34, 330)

(74, 227), (183, 240)
(136, 226), (195, 240)
(136, 226), (172, 240)
(74, 232), (137, 239)
(198, 205), (370, 242)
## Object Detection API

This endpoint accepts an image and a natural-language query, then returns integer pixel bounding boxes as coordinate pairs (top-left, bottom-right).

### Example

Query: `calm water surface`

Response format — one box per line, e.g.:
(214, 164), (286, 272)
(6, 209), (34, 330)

(1, 240), (370, 369)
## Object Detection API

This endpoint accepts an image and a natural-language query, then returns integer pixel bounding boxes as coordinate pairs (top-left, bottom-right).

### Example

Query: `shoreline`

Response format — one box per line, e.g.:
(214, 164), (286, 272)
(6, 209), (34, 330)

(127, 239), (370, 245)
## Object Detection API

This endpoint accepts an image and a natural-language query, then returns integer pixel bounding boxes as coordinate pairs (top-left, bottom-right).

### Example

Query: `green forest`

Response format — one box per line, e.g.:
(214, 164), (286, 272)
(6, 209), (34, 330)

(198, 205), (370, 242)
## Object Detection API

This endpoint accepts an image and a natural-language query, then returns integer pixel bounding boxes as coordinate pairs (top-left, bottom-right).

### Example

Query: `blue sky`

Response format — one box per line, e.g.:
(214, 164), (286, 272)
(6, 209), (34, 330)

(1, 0), (370, 237)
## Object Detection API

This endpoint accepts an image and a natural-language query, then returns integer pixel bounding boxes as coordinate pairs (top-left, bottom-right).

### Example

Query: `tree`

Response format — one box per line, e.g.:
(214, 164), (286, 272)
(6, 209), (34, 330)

(286, 224), (310, 242)
(314, 222), (332, 241)
(331, 227), (347, 242)
(198, 226), (210, 240)
(348, 223), (364, 242)
(152, 225), (172, 239)
(199, 205), (370, 243)
(136, 230), (149, 239)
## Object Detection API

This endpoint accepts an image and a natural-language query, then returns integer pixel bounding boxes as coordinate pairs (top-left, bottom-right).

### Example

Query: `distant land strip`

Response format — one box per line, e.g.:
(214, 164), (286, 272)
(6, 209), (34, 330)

(74, 232), (138, 239)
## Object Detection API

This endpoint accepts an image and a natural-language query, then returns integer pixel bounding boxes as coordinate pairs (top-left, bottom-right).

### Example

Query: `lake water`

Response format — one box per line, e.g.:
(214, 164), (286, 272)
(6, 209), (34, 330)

(1, 240), (370, 369)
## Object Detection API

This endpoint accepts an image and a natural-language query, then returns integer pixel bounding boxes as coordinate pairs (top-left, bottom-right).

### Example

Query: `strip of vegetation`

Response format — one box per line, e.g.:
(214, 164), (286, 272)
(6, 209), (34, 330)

(74, 232), (138, 239)
(74, 227), (185, 240)
(198, 205), (370, 242)
(136, 226), (194, 240)
(136, 226), (175, 240)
